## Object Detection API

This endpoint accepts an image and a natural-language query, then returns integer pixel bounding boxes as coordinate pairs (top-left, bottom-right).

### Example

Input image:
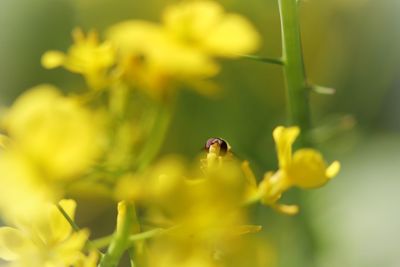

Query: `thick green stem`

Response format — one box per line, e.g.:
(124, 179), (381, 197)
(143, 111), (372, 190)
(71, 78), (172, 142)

(98, 202), (137, 267)
(278, 0), (311, 146)
(277, 2), (317, 267)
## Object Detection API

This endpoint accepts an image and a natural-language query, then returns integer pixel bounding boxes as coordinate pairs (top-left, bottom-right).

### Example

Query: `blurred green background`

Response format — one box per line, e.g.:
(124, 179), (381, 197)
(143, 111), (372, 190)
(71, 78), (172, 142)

(1, 0), (400, 266)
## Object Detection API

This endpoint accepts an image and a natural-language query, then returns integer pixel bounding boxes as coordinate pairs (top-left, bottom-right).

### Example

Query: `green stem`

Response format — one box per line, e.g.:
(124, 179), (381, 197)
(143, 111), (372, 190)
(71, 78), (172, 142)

(98, 202), (137, 267)
(277, 2), (318, 266)
(57, 204), (80, 232)
(278, 0), (312, 146)
(135, 104), (172, 172)
(91, 235), (113, 250)
(240, 54), (284, 65)
(57, 204), (101, 254)
(128, 205), (142, 267)
(128, 228), (164, 244)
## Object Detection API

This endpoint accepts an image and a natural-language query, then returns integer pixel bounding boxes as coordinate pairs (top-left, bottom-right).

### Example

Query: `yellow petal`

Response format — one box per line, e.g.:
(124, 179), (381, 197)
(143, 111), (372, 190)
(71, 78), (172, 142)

(241, 161), (257, 188)
(258, 171), (290, 205)
(0, 151), (55, 223)
(289, 149), (330, 189)
(163, 0), (223, 41)
(241, 161), (259, 202)
(106, 20), (163, 56)
(203, 14), (260, 56)
(58, 199), (77, 220)
(150, 40), (219, 77)
(0, 227), (31, 261)
(183, 79), (221, 97)
(273, 126), (300, 169)
(55, 229), (89, 265)
(162, 0), (260, 56)
(41, 51), (66, 69)
(272, 203), (299, 216)
(326, 160), (341, 178)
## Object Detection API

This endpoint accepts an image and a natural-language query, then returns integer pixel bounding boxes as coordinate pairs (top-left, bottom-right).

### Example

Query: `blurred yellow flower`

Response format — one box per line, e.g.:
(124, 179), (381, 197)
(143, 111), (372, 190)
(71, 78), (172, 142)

(148, 247), (218, 267)
(0, 151), (56, 222)
(42, 28), (115, 90)
(144, 158), (261, 267)
(107, 20), (218, 98)
(106, 0), (260, 99)
(163, 0), (260, 57)
(0, 199), (89, 267)
(2, 85), (102, 179)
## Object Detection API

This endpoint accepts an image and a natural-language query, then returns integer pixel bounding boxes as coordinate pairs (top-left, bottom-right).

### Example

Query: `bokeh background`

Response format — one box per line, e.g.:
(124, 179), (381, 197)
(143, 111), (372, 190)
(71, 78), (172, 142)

(1, 0), (400, 266)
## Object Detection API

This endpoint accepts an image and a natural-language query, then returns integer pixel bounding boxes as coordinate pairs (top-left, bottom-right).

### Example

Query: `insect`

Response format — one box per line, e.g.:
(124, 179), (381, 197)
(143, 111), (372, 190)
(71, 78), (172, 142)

(204, 137), (231, 157)
(201, 137), (234, 172)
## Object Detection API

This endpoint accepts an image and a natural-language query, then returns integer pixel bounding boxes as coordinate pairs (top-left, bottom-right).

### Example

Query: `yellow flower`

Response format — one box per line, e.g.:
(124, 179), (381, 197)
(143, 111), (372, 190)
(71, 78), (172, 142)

(107, 20), (218, 97)
(2, 85), (102, 179)
(273, 126), (340, 189)
(106, 1), (260, 98)
(0, 199), (89, 267)
(258, 126), (340, 214)
(0, 150), (56, 222)
(42, 28), (115, 90)
(163, 0), (260, 57)
(139, 155), (252, 243)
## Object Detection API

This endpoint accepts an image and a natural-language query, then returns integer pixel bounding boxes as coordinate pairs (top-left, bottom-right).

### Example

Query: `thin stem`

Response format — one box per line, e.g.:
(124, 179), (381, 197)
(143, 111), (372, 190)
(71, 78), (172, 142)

(240, 54), (284, 65)
(128, 205), (142, 267)
(57, 204), (80, 232)
(57, 204), (101, 254)
(278, 0), (312, 147)
(135, 104), (172, 172)
(91, 228), (164, 249)
(98, 202), (137, 267)
(128, 228), (164, 244)
(91, 235), (113, 250)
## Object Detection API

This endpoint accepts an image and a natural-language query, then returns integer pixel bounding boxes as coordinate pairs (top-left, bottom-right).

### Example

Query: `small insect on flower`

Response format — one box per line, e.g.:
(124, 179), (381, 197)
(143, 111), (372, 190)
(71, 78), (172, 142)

(204, 137), (231, 156)
(202, 137), (233, 171)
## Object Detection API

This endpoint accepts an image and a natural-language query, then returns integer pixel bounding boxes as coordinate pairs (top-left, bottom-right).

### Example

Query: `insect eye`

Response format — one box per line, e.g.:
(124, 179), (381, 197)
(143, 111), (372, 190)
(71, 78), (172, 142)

(204, 137), (229, 156)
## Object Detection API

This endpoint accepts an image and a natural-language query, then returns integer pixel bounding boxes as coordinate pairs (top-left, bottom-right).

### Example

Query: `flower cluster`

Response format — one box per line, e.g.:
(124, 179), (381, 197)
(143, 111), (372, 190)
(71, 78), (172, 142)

(0, 1), (339, 267)
(42, 0), (260, 99)
(0, 199), (97, 267)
